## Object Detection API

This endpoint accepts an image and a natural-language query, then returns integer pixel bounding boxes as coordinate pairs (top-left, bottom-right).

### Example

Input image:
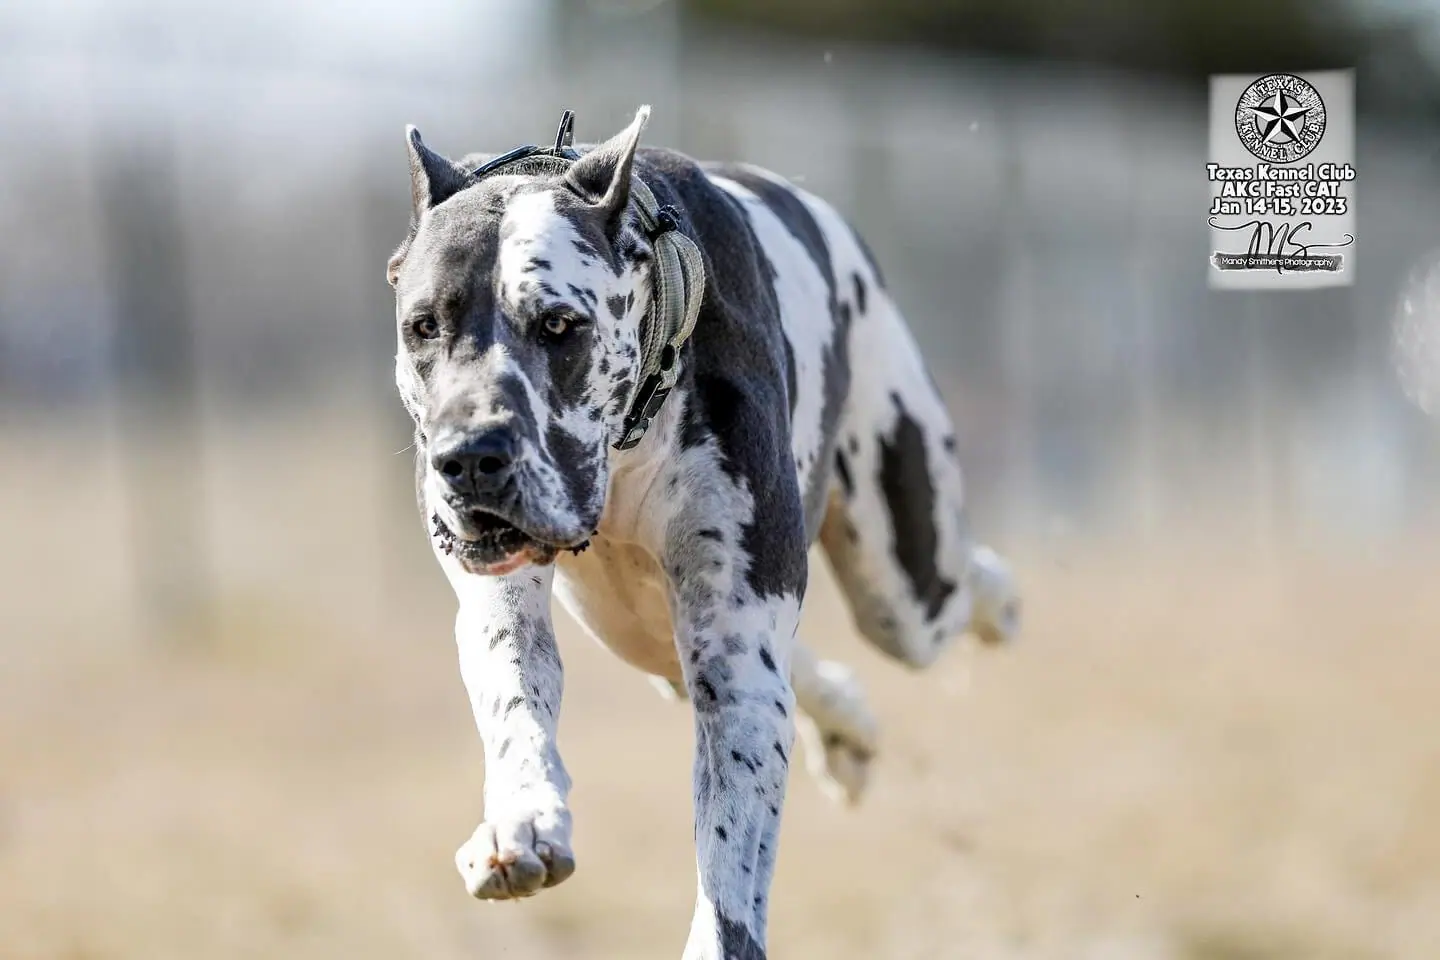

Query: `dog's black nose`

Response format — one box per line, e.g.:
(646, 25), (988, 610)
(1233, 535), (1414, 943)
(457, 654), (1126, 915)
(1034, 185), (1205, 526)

(431, 428), (517, 496)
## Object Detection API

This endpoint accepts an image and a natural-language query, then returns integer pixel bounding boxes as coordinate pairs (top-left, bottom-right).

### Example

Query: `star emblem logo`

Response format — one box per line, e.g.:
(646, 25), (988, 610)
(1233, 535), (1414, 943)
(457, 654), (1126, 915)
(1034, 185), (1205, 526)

(1234, 74), (1327, 163)
(1248, 90), (1312, 144)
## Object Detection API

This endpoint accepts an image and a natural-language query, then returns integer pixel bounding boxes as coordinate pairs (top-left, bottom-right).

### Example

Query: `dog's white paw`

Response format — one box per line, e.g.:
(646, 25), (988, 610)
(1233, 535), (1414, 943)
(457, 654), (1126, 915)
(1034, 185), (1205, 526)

(794, 659), (879, 806)
(800, 719), (875, 805)
(967, 544), (1020, 646)
(455, 814), (575, 900)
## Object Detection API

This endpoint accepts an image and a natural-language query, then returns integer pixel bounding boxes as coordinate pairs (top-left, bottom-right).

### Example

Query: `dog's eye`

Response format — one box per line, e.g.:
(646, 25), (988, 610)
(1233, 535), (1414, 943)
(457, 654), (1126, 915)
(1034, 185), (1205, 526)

(540, 312), (572, 339)
(411, 315), (441, 340)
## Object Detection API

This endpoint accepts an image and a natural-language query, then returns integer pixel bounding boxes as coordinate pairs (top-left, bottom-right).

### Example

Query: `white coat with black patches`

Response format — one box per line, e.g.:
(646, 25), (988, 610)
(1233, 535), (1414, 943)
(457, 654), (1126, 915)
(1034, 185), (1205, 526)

(385, 106), (1021, 960)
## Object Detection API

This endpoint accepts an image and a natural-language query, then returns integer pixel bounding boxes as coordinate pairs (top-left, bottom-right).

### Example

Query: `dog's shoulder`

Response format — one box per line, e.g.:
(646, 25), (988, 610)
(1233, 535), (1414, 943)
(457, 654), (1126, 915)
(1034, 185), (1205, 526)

(629, 148), (791, 426)
(627, 148), (810, 597)
(629, 146), (790, 406)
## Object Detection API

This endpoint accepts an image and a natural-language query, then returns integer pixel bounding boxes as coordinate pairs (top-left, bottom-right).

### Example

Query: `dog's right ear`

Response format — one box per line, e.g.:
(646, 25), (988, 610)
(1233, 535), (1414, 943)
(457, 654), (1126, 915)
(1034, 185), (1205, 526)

(406, 125), (471, 217)
(565, 106), (650, 234)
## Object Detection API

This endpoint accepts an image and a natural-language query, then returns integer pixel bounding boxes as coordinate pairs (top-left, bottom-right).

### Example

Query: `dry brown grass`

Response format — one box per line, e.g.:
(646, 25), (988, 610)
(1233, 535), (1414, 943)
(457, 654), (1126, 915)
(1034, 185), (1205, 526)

(2, 418), (1437, 958)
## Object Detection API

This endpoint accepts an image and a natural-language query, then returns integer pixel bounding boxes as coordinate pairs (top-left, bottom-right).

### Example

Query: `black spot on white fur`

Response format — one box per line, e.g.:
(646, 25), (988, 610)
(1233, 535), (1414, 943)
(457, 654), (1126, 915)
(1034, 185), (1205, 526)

(710, 165), (852, 541)
(717, 911), (767, 959)
(757, 646), (776, 673)
(877, 394), (955, 621)
(834, 450), (854, 498)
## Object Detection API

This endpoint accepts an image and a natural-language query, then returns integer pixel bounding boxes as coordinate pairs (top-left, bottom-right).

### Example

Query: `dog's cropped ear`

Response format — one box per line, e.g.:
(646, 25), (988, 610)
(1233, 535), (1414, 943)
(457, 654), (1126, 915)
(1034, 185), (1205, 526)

(406, 125), (471, 217)
(565, 105), (650, 232)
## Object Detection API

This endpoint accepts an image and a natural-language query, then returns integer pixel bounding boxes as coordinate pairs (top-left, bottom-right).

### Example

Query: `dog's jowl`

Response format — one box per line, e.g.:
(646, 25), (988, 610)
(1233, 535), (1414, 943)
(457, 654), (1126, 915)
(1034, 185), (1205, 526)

(387, 105), (1020, 959)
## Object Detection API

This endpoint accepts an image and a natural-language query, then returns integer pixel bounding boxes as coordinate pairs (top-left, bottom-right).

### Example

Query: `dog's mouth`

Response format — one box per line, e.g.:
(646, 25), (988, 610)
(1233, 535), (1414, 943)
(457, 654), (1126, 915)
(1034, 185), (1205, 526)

(431, 510), (590, 576)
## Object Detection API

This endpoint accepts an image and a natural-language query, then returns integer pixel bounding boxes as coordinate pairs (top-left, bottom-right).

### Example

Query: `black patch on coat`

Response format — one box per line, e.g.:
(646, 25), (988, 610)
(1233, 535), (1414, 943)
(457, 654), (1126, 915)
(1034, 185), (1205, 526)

(877, 396), (955, 621)
(682, 366), (807, 601)
(714, 167), (833, 293)
(710, 164), (851, 543)
(717, 912), (768, 960)
(730, 749), (757, 774)
(544, 422), (598, 521)
(540, 322), (596, 414)
(834, 450), (854, 498)
(757, 646), (776, 674)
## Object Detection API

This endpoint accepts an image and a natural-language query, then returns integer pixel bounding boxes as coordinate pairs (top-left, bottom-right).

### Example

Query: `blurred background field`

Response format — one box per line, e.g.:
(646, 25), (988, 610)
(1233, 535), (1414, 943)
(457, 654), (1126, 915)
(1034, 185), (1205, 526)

(3, 1), (1440, 957)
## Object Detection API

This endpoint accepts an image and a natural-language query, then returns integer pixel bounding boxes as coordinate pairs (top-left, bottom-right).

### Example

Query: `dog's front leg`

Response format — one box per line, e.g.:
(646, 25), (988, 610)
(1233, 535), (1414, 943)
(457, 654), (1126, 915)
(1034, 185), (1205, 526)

(665, 545), (803, 960)
(443, 561), (575, 900)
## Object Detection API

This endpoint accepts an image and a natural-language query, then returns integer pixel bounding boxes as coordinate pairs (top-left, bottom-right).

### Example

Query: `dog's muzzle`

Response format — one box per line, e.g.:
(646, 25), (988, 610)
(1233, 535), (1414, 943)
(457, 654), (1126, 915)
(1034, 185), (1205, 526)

(427, 425), (591, 574)
(426, 426), (543, 573)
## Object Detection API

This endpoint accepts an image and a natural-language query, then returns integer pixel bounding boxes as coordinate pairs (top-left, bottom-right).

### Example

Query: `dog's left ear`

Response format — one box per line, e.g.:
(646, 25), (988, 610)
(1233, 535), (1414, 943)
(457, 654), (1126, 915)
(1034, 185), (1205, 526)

(565, 105), (651, 233)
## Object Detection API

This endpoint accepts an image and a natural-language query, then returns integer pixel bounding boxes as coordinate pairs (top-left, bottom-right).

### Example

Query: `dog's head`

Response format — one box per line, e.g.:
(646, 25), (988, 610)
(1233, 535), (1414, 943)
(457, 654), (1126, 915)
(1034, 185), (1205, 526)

(387, 108), (655, 576)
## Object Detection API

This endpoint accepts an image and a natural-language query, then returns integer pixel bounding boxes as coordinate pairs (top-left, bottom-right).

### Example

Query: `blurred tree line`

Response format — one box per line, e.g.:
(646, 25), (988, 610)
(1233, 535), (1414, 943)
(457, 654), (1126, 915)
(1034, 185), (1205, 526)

(684, 0), (1440, 116)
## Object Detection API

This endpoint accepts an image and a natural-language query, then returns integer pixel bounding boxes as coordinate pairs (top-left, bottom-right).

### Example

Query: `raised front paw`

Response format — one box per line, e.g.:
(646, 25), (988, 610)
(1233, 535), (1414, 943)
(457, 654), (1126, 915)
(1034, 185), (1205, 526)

(455, 815), (576, 900)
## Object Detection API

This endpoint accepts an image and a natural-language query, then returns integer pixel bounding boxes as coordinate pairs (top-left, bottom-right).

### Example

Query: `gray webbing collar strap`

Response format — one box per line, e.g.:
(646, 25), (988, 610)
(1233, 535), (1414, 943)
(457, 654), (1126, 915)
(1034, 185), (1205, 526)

(618, 176), (705, 449)
(468, 110), (706, 451)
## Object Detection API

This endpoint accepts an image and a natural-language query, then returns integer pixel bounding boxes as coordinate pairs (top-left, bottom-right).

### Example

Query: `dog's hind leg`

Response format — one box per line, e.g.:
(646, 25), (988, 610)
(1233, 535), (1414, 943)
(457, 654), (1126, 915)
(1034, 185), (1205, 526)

(821, 280), (1020, 670)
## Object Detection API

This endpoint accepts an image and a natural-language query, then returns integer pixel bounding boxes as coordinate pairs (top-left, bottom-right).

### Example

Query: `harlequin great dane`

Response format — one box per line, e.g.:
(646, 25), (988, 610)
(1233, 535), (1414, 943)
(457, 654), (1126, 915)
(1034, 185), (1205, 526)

(386, 106), (1019, 959)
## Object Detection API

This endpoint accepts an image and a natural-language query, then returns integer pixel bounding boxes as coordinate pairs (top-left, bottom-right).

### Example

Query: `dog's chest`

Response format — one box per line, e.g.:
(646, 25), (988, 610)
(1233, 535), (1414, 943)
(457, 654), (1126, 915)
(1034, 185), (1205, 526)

(552, 536), (682, 682)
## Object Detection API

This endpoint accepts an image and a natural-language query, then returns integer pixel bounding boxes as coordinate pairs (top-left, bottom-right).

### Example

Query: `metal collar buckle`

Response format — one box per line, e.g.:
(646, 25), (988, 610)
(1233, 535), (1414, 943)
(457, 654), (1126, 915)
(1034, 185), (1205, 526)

(616, 345), (677, 450)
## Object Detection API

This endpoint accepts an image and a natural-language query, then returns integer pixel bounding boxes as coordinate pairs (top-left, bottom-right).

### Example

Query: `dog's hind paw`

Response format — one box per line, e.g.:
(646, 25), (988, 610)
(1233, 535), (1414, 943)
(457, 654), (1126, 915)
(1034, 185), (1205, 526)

(801, 719), (875, 805)
(794, 658), (879, 806)
(967, 544), (1020, 646)
(456, 814), (575, 900)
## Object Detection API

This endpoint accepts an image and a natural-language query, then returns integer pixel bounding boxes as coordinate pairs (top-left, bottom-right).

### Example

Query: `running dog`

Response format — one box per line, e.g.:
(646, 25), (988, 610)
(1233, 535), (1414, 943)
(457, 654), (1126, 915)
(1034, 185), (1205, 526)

(386, 106), (1019, 960)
